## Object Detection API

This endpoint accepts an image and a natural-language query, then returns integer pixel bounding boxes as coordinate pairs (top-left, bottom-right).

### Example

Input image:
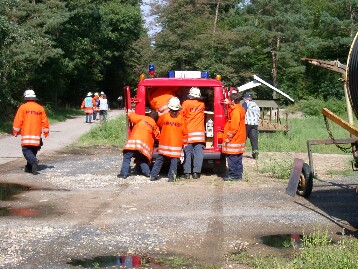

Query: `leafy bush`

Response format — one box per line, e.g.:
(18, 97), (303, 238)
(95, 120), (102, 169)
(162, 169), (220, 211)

(291, 97), (347, 117)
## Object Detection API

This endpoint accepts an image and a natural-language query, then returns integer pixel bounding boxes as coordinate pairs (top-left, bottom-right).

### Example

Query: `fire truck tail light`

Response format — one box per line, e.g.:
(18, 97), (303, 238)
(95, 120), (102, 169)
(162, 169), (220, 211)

(218, 132), (223, 144)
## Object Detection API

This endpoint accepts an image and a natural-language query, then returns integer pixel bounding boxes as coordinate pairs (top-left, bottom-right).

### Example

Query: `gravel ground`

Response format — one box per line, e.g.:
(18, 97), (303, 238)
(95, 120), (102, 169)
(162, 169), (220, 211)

(1, 148), (357, 268)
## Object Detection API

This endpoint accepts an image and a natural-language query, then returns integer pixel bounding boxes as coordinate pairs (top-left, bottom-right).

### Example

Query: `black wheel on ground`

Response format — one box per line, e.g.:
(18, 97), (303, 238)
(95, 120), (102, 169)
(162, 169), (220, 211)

(213, 157), (227, 175)
(296, 163), (313, 197)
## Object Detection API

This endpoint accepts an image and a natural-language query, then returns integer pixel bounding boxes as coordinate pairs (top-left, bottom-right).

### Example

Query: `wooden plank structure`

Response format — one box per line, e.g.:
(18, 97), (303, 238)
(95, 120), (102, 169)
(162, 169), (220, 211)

(255, 99), (288, 132)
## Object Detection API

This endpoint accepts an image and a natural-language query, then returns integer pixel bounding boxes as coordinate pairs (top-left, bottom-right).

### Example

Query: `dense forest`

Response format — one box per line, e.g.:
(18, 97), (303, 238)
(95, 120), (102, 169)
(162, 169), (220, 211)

(1, 0), (357, 118)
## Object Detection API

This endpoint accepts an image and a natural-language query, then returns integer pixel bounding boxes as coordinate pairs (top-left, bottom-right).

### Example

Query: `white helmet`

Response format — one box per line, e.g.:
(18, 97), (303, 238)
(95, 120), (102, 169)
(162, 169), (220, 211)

(94, 92), (99, 96)
(189, 87), (201, 98)
(24, 89), (37, 100)
(167, 97), (181, 111)
(87, 92), (92, 97)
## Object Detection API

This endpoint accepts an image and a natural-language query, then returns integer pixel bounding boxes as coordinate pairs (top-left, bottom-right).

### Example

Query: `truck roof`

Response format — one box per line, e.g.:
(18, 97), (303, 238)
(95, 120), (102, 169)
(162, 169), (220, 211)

(138, 78), (223, 87)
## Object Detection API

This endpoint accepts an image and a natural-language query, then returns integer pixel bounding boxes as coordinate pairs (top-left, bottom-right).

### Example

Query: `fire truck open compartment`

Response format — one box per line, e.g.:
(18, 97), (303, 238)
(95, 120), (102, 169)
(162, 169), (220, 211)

(125, 75), (228, 175)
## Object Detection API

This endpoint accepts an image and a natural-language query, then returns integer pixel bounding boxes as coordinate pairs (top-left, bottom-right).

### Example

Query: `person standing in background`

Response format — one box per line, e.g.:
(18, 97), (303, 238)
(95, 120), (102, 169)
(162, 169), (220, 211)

(81, 92), (96, 123)
(99, 94), (109, 122)
(93, 92), (100, 120)
(13, 89), (50, 175)
(181, 87), (205, 179)
(242, 93), (260, 159)
(117, 96), (123, 109)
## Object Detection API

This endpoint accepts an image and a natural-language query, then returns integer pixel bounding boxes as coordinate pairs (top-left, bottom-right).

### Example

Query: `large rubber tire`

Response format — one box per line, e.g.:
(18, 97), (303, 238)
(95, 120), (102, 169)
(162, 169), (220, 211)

(213, 157), (227, 175)
(296, 163), (313, 198)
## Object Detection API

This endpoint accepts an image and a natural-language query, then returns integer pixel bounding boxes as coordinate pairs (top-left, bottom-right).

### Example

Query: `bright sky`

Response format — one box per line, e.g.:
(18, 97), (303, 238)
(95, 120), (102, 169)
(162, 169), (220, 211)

(140, 0), (162, 37)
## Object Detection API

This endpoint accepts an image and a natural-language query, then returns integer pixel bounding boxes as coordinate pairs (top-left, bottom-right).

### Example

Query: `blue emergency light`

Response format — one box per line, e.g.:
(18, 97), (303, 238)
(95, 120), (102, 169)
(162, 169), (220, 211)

(149, 64), (155, 77)
(201, 71), (209, 78)
(167, 71), (175, 78)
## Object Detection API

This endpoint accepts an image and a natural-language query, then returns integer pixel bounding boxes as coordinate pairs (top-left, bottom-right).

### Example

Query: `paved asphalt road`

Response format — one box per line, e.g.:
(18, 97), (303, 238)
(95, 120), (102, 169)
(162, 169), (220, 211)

(0, 109), (123, 165)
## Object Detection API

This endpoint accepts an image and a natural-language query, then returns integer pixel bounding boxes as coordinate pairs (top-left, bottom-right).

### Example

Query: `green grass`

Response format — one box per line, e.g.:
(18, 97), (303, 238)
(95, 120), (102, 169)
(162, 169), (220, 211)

(0, 107), (83, 135)
(229, 229), (358, 269)
(257, 116), (351, 154)
(77, 115), (127, 146)
(256, 157), (293, 181)
(44, 106), (84, 124)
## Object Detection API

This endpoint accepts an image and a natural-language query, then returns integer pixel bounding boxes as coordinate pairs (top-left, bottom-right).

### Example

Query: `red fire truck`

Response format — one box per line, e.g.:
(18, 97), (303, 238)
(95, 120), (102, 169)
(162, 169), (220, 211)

(124, 68), (229, 174)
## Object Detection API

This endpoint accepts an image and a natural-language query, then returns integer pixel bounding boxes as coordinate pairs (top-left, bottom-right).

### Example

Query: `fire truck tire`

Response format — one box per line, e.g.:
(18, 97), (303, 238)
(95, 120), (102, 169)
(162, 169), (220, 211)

(296, 163), (313, 198)
(213, 158), (227, 175)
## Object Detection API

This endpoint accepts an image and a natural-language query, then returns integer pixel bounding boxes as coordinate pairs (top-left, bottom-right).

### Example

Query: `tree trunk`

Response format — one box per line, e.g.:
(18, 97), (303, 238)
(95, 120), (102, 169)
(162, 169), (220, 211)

(271, 37), (280, 99)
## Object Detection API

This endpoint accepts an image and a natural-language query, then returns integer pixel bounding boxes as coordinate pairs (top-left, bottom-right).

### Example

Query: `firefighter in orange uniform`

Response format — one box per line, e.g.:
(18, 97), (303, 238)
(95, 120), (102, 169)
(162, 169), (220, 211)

(92, 92), (100, 120)
(117, 110), (160, 178)
(150, 97), (188, 182)
(13, 89), (50, 175)
(222, 92), (246, 181)
(181, 87), (205, 179)
(81, 92), (96, 123)
(147, 86), (176, 115)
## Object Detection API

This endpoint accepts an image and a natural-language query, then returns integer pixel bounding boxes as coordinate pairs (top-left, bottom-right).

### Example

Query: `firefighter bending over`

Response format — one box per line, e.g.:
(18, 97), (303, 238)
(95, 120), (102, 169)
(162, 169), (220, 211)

(181, 87), (205, 179)
(13, 89), (50, 175)
(118, 110), (160, 179)
(150, 97), (188, 182)
(147, 86), (176, 115)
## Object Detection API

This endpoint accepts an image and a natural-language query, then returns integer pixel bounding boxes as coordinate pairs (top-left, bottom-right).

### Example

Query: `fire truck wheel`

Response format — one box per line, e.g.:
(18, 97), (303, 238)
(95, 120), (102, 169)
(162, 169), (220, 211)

(296, 163), (313, 198)
(213, 158), (227, 175)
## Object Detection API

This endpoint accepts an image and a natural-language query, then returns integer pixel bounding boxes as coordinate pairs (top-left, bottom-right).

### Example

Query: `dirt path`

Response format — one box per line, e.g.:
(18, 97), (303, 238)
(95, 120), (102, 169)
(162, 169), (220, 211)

(0, 109), (123, 165)
(0, 114), (357, 268)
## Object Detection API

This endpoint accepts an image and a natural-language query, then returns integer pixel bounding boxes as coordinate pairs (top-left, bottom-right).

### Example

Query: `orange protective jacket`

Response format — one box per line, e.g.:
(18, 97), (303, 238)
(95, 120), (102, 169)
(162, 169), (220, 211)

(123, 112), (160, 160)
(181, 99), (205, 144)
(157, 112), (188, 158)
(13, 101), (50, 147)
(147, 87), (175, 114)
(222, 103), (246, 155)
(81, 97), (97, 114)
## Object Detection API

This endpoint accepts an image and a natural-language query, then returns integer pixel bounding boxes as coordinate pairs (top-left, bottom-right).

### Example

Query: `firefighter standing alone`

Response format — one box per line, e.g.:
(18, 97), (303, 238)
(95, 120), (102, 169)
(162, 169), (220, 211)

(12, 89), (50, 175)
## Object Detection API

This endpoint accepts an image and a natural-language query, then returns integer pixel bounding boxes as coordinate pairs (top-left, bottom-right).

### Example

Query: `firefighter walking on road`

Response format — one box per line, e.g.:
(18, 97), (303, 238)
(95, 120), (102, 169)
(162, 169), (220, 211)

(13, 89), (50, 175)
(150, 97), (188, 182)
(81, 92), (96, 123)
(118, 110), (160, 178)
(181, 87), (205, 179)
(222, 93), (246, 181)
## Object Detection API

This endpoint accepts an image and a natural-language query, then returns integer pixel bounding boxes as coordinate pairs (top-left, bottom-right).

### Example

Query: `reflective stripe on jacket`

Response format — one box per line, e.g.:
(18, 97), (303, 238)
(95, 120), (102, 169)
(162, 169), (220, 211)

(12, 101), (50, 147)
(222, 103), (246, 155)
(181, 99), (205, 144)
(123, 112), (160, 160)
(157, 112), (188, 158)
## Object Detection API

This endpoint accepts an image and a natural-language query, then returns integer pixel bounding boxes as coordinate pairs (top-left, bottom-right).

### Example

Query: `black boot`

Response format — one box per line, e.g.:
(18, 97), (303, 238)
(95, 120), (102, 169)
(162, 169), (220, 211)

(24, 164), (32, 173)
(192, 172), (200, 179)
(32, 161), (39, 175)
